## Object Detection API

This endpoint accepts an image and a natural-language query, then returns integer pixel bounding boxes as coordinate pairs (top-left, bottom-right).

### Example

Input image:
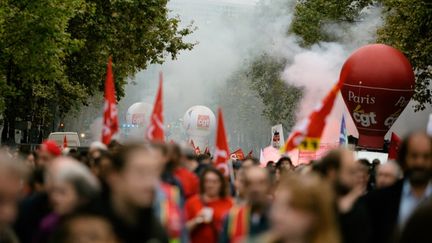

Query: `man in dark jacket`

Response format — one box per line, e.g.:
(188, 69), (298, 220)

(314, 149), (371, 243)
(219, 166), (271, 243)
(365, 132), (432, 243)
(104, 144), (168, 243)
(14, 140), (61, 243)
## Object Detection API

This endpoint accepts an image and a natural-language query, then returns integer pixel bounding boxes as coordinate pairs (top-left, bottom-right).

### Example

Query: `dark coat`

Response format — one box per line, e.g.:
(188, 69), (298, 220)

(13, 192), (51, 243)
(96, 197), (169, 243)
(364, 180), (404, 243)
(339, 197), (371, 243)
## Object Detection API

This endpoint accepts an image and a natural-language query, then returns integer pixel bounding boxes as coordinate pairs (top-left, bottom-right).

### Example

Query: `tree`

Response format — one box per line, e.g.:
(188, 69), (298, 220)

(65, 0), (195, 100)
(290, 0), (373, 46)
(377, 0), (432, 111)
(247, 54), (303, 131)
(290, 0), (432, 110)
(0, 0), (88, 144)
(216, 54), (302, 152)
(0, 0), (194, 145)
(216, 67), (273, 152)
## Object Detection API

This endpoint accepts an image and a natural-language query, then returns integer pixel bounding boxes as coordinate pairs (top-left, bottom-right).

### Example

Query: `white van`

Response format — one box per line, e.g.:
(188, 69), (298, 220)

(48, 132), (80, 148)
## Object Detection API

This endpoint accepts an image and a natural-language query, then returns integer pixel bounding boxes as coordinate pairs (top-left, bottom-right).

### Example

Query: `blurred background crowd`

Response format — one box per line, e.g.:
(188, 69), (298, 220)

(0, 131), (432, 243)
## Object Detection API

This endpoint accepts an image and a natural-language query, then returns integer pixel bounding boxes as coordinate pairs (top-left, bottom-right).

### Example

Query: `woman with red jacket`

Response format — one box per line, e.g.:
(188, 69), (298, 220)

(185, 167), (233, 243)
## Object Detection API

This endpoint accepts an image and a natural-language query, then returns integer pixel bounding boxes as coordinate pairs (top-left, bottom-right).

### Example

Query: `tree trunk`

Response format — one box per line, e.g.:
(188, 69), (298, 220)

(1, 107), (16, 146)
(1, 59), (18, 146)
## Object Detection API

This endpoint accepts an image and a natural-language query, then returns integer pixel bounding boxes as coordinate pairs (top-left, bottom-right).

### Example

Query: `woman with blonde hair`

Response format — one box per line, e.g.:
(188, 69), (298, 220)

(255, 173), (340, 243)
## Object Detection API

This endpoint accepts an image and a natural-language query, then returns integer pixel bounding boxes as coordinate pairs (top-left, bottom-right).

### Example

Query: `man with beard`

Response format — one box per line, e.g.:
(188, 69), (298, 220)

(219, 166), (271, 243)
(313, 149), (370, 243)
(365, 132), (432, 243)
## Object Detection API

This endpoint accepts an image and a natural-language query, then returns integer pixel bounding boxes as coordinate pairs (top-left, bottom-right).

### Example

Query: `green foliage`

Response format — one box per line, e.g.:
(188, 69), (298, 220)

(0, 0), (194, 143)
(247, 54), (303, 130)
(290, 0), (373, 46)
(377, 0), (432, 111)
(290, 0), (432, 110)
(216, 67), (273, 151)
(0, 0), (88, 123)
(217, 54), (302, 150)
(66, 0), (195, 100)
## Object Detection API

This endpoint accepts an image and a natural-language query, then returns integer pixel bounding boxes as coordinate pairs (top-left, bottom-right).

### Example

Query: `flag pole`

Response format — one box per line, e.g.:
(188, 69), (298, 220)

(227, 159), (236, 183)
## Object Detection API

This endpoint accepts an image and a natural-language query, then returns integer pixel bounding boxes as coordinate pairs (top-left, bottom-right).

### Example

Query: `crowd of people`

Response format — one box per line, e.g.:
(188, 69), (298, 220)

(0, 131), (432, 243)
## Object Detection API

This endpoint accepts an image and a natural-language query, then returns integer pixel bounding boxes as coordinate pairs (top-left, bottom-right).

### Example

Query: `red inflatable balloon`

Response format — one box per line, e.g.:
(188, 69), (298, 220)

(340, 44), (415, 150)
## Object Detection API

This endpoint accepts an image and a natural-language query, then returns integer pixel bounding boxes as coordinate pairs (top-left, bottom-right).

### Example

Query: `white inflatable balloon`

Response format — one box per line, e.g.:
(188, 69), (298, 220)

(126, 102), (152, 126)
(183, 106), (216, 137)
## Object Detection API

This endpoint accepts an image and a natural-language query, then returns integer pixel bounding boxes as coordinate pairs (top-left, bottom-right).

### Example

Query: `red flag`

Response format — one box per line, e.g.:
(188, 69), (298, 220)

(281, 79), (343, 152)
(388, 132), (401, 160)
(230, 148), (245, 160)
(247, 150), (253, 158)
(204, 147), (210, 155)
(63, 135), (68, 148)
(102, 57), (119, 145)
(195, 146), (201, 155)
(146, 72), (164, 142)
(214, 108), (230, 175)
(190, 140), (196, 149)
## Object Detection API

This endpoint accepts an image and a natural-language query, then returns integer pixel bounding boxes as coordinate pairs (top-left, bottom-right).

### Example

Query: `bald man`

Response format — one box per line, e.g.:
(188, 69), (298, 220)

(375, 161), (402, 189)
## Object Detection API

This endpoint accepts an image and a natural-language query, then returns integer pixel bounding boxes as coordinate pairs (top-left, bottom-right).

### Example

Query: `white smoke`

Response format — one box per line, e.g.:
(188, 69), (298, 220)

(278, 5), (384, 142)
(118, 0), (385, 145)
(65, 0), (431, 148)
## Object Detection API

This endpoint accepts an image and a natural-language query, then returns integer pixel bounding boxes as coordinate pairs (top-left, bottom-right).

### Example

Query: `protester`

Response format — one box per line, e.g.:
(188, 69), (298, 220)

(375, 160), (402, 189)
(14, 140), (62, 243)
(88, 141), (108, 161)
(275, 158), (292, 183)
(197, 153), (212, 166)
(220, 166), (271, 243)
(183, 147), (199, 173)
(169, 144), (199, 199)
(37, 140), (62, 167)
(253, 173), (340, 243)
(275, 157), (295, 183)
(266, 162), (277, 188)
(101, 143), (168, 243)
(314, 149), (370, 243)
(195, 153), (212, 176)
(8, 124), (432, 243)
(233, 168), (247, 205)
(0, 150), (26, 229)
(50, 212), (119, 243)
(266, 161), (275, 170)
(185, 167), (233, 243)
(365, 132), (432, 243)
(88, 150), (113, 180)
(241, 157), (260, 169)
(276, 157), (294, 171)
(357, 159), (372, 192)
(369, 159), (381, 188)
(33, 157), (100, 243)
(159, 144), (186, 200)
(151, 142), (188, 243)
(28, 168), (45, 195)
(25, 151), (38, 169)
